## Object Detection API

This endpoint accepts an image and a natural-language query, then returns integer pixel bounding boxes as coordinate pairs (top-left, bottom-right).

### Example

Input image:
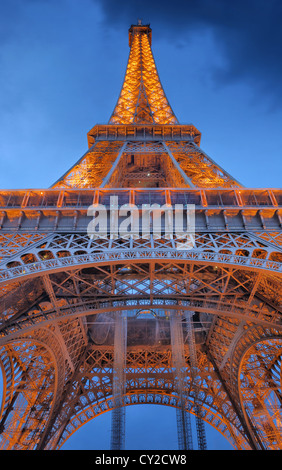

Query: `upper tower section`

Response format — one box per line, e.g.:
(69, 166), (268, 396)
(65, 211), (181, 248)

(109, 21), (179, 125)
(53, 22), (241, 190)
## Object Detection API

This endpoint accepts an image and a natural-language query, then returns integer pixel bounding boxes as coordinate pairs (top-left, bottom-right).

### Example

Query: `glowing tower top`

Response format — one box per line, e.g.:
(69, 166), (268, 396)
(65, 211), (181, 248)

(109, 21), (179, 125)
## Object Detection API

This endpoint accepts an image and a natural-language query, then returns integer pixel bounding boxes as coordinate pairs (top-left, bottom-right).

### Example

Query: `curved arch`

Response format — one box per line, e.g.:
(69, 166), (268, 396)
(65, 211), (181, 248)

(38, 250), (54, 261)
(234, 329), (282, 449)
(1, 295), (282, 345)
(0, 245), (281, 450)
(5, 261), (21, 268)
(0, 328), (66, 450)
(20, 253), (38, 264)
(0, 248), (282, 286)
(56, 250), (71, 258)
(40, 342), (251, 450)
(53, 391), (248, 450)
(252, 249), (268, 259)
(269, 252), (282, 263)
(0, 255), (281, 342)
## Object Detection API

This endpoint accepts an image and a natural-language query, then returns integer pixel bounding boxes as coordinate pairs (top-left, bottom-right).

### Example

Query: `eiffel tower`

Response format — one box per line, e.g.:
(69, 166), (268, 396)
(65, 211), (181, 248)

(0, 21), (282, 451)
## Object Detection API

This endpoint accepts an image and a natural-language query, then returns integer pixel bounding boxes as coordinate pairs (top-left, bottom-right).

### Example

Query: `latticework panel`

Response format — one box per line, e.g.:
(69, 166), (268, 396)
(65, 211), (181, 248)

(0, 233), (48, 262)
(0, 328), (65, 450)
(0, 316), (88, 450)
(166, 141), (241, 188)
(2, 230), (282, 272)
(238, 337), (282, 449)
(43, 343), (250, 450)
(53, 141), (124, 189)
(109, 26), (178, 125)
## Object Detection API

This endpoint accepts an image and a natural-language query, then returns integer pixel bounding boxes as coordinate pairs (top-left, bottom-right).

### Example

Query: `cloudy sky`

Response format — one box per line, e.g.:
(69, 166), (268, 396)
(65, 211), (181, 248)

(0, 0), (282, 450)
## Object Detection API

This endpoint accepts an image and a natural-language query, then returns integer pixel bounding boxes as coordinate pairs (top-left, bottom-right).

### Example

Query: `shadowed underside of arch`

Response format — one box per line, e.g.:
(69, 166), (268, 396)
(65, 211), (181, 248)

(0, 253), (282, 450)
(0, 253), (282, 339)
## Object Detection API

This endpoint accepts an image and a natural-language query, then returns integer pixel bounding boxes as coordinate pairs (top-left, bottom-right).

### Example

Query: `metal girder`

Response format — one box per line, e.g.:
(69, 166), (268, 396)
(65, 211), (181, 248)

(0, 21), (281, 452)
(109, 24), (178, 126)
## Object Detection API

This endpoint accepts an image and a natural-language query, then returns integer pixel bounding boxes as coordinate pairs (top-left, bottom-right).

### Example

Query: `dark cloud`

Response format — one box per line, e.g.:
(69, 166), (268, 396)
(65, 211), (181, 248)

(95, 0), (282, 104)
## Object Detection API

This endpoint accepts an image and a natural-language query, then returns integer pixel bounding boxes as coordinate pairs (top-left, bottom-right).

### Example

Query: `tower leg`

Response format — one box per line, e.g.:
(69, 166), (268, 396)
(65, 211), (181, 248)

(110, 312), (127, 450)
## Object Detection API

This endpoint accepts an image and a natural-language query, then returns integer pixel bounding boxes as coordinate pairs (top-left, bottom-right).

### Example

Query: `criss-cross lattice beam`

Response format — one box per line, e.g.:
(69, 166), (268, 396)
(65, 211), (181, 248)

(109, 24), (178, 125)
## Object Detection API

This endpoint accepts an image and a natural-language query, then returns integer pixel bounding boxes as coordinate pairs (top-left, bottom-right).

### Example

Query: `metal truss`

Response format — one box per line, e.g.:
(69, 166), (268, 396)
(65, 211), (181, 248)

(39, 342), (251, 450)
(165, 141), (241, 188)
(53, 141), (125, 189)
(109, 23), (178, 126)
(52, 138), (241, 190)
(0, 21), (282, 451)
(0, 248), (281, 450)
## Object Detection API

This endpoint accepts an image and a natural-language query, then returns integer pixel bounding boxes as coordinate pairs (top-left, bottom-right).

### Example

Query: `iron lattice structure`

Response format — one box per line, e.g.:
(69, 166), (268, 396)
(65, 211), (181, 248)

(0, 22), (282, 451)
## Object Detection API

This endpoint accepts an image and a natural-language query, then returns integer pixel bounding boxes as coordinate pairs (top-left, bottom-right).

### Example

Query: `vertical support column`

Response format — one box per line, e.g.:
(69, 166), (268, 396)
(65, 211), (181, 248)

(170, 311), (193, 450)
(111, 312), (127, 450)
(185, 311), (207, 450)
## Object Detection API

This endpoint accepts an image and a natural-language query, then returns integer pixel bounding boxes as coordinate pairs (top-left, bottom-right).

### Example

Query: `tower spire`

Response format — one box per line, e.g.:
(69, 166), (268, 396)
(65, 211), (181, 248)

(109, 22), (178, 125)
